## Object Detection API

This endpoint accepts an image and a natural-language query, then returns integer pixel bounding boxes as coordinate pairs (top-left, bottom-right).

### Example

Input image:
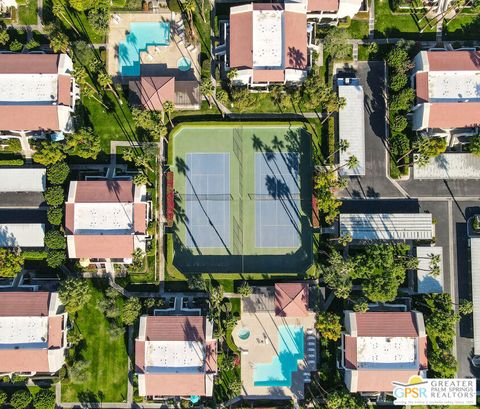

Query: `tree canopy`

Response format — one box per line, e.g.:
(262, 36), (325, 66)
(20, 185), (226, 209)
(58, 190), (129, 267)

(321, 250), (354, 299)
(315, 312), (342, 341)
(121, 297), (142, 325)
(33, 141), (66, 166)
(10, 390), (32, 409)
(65, 128), (101, 159)
(0, 248), (24, 278)
(44, 186), (65, 206)
(323, 27), (351, 60)
(59, 279), (92, 313)
(44, 229), (66, 250)
(33, 389), (56, 409)
(47, 161), (70, 185)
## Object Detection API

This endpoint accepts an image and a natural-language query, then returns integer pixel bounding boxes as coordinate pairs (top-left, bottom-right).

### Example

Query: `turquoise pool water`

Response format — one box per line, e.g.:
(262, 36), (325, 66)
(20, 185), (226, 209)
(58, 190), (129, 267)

(254, 325), (304, 387)
(177, 56), (191, 71)
(118, 22), (170, 76)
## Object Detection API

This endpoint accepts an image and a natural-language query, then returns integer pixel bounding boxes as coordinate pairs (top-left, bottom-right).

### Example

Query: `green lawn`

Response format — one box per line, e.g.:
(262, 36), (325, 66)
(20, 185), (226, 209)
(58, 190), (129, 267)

(61, 281), (128, 403)
(444, 13), (480, 40)
(18, 0), (37, 25)
(346, 19), (369, 39)
(374, 0), (436, 39)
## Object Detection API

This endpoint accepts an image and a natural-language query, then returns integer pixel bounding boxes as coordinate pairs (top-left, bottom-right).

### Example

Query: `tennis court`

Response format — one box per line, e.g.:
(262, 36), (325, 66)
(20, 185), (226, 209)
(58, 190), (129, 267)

(169, 124), (312, 273)
(185, 153), (230, 248)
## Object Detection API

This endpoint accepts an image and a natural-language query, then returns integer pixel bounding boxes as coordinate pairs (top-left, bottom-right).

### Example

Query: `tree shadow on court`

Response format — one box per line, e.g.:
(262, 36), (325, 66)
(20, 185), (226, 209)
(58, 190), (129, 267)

(170, 126), (314, 275)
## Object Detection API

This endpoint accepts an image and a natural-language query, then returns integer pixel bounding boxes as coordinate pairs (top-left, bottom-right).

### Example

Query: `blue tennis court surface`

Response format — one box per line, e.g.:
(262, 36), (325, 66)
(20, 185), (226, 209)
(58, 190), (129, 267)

(185, 153), (230, 248)
(255, 152), (300, 248)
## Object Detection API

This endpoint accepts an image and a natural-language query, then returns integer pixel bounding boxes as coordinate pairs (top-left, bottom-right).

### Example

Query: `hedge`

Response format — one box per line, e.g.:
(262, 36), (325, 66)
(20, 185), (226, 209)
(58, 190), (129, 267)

(22, 250), (48, 260)
(0, 159), (24, 166)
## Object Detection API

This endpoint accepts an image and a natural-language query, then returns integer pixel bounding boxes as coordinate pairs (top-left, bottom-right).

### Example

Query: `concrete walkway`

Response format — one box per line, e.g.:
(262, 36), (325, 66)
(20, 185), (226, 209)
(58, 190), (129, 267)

(368, 0), (375, 39)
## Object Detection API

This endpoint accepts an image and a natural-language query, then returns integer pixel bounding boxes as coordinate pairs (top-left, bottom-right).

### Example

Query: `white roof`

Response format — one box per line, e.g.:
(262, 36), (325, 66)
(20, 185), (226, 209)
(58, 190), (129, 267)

(414, 153), (480, 179)
(356, 336), (417, 369)
(337, 0), (363, 18)
(0, 224), (45, 247)
(340, 213), (433, 240)
(428, 71), (480, 102)
(470, 237), (480, 355)
(0, 316), (48, 347)
(338, 78), (365, 176)
(73, 203), (134, 234)
(0, 168), (46, 192)
(0, 74), (58, 104)
(145, 340), (205, 373)
(416, 246), (444, 293)
(252, 9), (283, 68)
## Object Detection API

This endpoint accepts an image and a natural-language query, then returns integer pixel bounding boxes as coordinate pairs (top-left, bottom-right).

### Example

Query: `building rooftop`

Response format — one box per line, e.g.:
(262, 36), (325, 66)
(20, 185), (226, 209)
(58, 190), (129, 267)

(0, 223), (45, 248)
(0, 168), (46, 193)
(65, 180), (148, 260)
(275, 283), (309, 317)
(0, 54), (77, 132)
(0, 316), (49, 347)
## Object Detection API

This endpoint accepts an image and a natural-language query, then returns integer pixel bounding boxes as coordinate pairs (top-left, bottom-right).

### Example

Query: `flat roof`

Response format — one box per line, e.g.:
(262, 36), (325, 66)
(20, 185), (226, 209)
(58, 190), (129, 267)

(0, 74), (58, 104)
(0, 223), (45, 247)
(340, 213), (433, 241)
(73, 202), (134, 234)
(338, 78), (365, 176)
(252, 9), (283, 68)
(428, 71), (480, 103)
(145, 340), (205, 372)
(414, 153), (480, 179)
(470, 237), (480, 355)
(416, 246), (444, 293)
(0, 168), (46, 192)
(0, 316), (48, 347)
(356, 336), (416, 369)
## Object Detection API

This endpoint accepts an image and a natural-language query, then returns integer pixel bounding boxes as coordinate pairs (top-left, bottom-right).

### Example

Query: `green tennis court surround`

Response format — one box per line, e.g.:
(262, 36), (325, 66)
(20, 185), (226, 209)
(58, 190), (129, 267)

(168, 123), (313, 274)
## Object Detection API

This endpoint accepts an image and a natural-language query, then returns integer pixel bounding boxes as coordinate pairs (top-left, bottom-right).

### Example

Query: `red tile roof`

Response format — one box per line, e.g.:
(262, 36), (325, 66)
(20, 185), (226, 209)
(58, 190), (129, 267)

(354, 312), (420, 337)
(0, 292), (50, 317)
(65, 203), (74, 235)
(48, 316), (64, 348)
(145, 316), (206, 342)
(344, 335), (357, 369)
(134, 203), (147, 234)
(354, 369), (423, 392)
(72, 235), (135, 259)
(135, 340), (146, 373)
(275, 283), (309, 317)
(0, 106), (60, 131)
(144, 373), (206, 396)
(428, 102), (480, 128)
(205, 340), (218, 373)
(137, 77), (176, 111)
(427, 50), (480, 71)
(229, 11), (253, 69)
(284, 11), (307, 70)
(253, 69), (285, 83)
(415, 72), (429, 103)
(73, 181), (135, 203)
(307, 0), (339, 11)
(58, 74), (72, 106)
(0, 54), (61, 74)
(0, 349), (50, 373)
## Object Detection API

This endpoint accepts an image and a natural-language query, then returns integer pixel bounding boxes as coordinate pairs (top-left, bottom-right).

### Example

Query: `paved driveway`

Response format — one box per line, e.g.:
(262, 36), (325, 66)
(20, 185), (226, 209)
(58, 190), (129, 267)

(338, 61), (403, 199)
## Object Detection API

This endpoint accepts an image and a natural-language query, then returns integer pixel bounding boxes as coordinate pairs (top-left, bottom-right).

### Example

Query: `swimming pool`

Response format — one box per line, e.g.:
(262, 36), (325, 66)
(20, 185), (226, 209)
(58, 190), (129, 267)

(253, 325), (304, 387)
(118, 21), (170, 76)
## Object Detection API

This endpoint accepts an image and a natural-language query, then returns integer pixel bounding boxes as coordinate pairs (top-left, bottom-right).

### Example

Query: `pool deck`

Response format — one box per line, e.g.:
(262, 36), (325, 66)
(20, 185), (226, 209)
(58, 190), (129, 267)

(232, 296), (317, 400)
(107, 11), (200, 84)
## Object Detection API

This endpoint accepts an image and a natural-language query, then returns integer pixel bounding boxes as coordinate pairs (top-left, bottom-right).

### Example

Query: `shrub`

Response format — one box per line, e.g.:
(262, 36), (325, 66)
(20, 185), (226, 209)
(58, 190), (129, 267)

(0, 248), (23, 278)
(389, 72), (408, 92)
(44, 186), (64, 206)
(33, 389), (56, 409)
(0, 390), (7, 405)
(0, 159), (24, 166)
(391, 115), (408, 134)
(44, 229), (66, 250)
(166, 0), (181, 11)
(9, 39), (23, 52)
(10, 390), (32, 409)
(47, 161), (70, 185)
(22, 250), (47, 260)
(46, 250), (66, 268)
(390, 88), (415, 112)
(47, 207), (63, 225)
(26, 39), (40, 49)
(59, 278), (92, 313)
(121, 297), (142, 325)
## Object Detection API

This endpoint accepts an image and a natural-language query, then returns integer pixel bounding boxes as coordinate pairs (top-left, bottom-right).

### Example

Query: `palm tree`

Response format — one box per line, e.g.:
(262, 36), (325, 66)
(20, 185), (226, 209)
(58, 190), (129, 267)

(82, 84), (108, 109)
(133, 173), (149, 186)
(322, 95), (346, 124)
(98, 72), (123, 105)
(162, 101), (175, 127)
(0, 29), (9, 46)
(52, 1), (80, 35)
(200, 78), (214, 108)
(326, 139), (350, 162)
(73, 68), (108, 108)
(49, 32), (69, 53)
(182, 0), (196, 26)
(332, 155), (359, 173)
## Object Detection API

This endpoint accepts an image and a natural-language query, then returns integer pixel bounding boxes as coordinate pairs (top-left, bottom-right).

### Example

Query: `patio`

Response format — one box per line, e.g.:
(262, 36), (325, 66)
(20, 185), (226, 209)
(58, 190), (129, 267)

(232, 284), (317, 400)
